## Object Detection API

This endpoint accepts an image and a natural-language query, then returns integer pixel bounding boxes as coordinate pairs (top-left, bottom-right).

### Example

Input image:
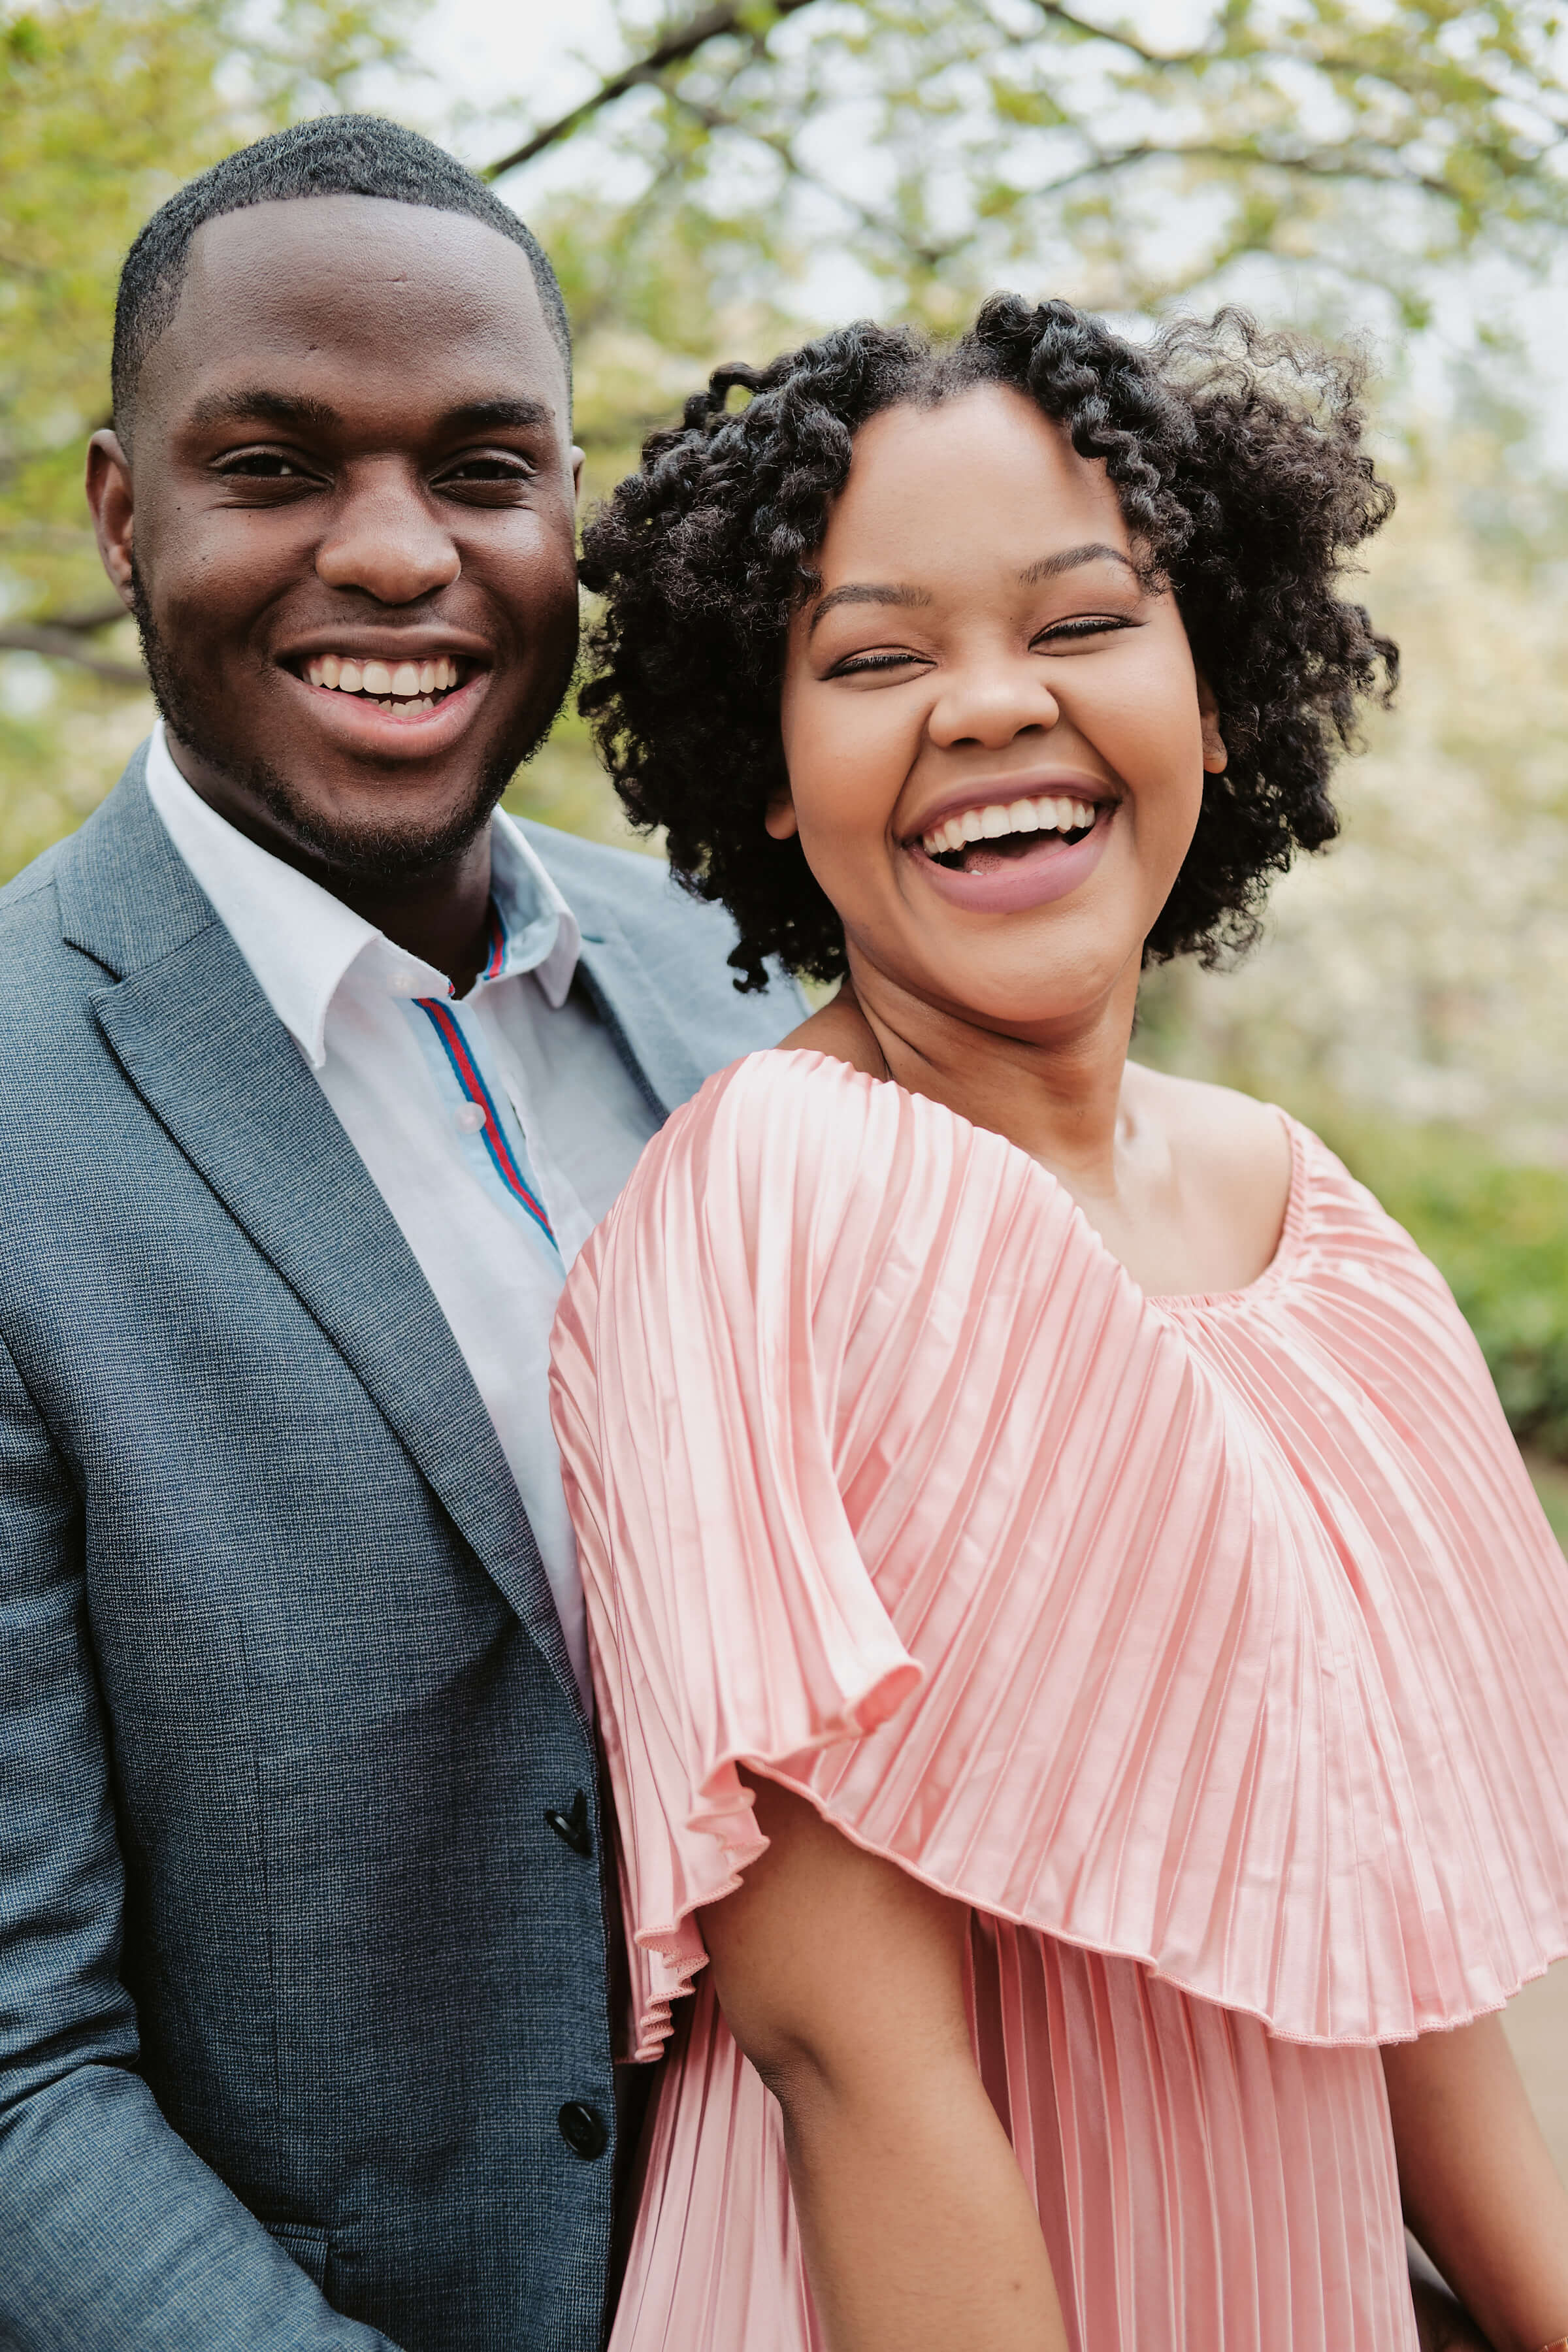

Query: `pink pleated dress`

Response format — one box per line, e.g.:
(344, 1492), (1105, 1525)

(548, 1049), (1568, 2352)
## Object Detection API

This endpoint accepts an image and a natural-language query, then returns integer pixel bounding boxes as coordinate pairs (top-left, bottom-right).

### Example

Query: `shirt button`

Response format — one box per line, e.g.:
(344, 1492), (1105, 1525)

(455, 1102), (485, 1134)
(557, 2101), (608, 2161)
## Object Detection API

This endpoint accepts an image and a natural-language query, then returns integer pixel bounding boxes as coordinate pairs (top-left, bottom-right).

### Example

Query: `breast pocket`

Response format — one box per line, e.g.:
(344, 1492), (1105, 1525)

(265, 2221), (332, 2293)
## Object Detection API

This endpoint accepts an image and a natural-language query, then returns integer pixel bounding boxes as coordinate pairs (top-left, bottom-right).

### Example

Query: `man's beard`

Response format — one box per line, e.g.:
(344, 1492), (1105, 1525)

(132, 568), (578, 885)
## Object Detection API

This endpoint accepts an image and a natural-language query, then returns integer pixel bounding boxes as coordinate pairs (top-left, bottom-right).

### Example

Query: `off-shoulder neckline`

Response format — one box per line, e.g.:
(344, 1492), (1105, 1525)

(753, 1046), (1308, 1313)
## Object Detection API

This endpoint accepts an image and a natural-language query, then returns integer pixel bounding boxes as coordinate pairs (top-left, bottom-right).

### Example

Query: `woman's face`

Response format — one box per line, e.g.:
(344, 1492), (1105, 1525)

(775, 384), (1223, 1036)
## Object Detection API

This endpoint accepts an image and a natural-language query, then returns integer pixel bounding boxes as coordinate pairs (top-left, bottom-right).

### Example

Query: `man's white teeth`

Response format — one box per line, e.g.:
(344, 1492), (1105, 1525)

(920, 794), (1099, 857)
(304, 654), (461, 695)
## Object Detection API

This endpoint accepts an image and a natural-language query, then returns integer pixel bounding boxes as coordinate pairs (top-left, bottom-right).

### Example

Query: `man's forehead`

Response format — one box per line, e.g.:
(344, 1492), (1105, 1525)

(178, 197), (555, 354)
(147, 197), (568, 428)
(188, 191), (540, 283)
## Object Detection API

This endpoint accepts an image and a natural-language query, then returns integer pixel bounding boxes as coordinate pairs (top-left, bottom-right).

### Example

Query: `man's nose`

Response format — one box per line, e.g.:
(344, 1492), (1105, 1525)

(314, 466), (461, 604)
(928, 655), (1060, 750)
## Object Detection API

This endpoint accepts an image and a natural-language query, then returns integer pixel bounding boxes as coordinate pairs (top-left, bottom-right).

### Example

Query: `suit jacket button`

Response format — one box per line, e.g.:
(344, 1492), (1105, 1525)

(545, 1790), (593, 1856)
(558, 2100), (608, 2161)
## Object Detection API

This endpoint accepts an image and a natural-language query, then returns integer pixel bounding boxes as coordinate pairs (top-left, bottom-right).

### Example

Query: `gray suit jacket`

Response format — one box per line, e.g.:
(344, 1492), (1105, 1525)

(0, 749), (800, 2352)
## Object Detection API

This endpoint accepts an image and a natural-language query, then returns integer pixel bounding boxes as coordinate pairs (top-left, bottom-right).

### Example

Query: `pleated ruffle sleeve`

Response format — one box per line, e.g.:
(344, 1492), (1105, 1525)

(548, 1049), (1568, 2058)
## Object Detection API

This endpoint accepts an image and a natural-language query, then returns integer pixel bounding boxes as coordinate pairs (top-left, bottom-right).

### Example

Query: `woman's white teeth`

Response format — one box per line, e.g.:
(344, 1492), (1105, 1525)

(303, 654), (461, 696)
(921, 794), (1098, 857)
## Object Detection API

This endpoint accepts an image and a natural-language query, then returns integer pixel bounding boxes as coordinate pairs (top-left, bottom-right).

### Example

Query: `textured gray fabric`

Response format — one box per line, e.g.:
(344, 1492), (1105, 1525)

(0, 751), (802, 2351)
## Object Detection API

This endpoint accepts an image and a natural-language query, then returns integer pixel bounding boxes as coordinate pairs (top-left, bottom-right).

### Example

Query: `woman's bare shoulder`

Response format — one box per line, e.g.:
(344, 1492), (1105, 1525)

(1127, 1060), (1294, 1232)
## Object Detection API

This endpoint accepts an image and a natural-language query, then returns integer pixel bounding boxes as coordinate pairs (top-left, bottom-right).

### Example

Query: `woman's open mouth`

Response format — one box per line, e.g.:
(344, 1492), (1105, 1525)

(905, 787), (1115, 914)
(919, 791), (1100, 872)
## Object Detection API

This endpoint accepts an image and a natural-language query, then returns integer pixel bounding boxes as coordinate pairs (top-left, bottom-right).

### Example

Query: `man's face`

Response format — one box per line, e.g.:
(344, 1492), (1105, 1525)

(89, 195), (581, 881)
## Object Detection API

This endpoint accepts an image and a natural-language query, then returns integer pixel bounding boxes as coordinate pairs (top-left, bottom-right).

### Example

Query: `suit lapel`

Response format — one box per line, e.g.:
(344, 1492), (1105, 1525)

(58, 765), (585, 1721)
(534, 861), (706, 1122)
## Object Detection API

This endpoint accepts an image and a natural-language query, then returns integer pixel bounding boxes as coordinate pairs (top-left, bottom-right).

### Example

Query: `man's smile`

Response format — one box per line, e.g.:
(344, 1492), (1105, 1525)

(277, 644), (497, 751)
(302, 650), (467, 707)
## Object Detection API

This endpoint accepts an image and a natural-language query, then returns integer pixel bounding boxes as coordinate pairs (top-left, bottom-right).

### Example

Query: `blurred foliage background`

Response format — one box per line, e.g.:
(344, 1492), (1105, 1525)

(5, 0), (1568, 1520)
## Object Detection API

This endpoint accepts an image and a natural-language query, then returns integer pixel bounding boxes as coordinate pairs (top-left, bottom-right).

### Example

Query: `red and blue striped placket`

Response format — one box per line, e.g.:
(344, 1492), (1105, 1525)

(414, 997), (556, 1249)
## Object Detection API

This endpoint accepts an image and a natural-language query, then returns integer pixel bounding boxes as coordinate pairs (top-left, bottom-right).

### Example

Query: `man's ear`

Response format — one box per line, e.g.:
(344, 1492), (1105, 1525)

(86, 430), (137, 609)
(571, 444), (585, 510)
(1196, 670), (1228, 775)
(764, 781), (799, 841)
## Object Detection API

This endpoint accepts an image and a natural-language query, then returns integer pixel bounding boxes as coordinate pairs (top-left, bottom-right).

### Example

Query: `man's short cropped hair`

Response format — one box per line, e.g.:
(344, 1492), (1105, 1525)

(111, 114), (571, 439)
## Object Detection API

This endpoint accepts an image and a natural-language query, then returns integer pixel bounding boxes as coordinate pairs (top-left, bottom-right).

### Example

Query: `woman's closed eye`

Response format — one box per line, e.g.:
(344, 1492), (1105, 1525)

(824, 645), (930, 680)
(1030, 612), (1143, 651)
(825, 611), (1142, 680)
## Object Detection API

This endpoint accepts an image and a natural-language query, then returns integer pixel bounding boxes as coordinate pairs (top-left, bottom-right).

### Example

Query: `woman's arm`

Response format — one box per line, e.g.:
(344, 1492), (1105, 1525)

(699, 1774), (1066, 2352)
(1384, 2016), (1568, 2352)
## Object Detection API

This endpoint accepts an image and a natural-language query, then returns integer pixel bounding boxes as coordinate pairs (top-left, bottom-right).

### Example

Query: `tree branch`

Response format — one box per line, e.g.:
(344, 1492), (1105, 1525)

(26, 600), (131, 634)
(1029, 1), (1206, 70)
(484, 0), (823, 180)
(1028, 3), (1568, 141)
(662, 86), (953, 264)
(0, 624), (145, 685)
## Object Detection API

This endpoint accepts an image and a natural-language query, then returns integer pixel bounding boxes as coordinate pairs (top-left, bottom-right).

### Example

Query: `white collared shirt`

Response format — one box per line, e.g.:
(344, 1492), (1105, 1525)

(144, 722), (660, 1703)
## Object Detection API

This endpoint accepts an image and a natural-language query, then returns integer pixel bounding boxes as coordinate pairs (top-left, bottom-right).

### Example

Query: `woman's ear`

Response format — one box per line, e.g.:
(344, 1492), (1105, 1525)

(1196, 672), (1228, 775)
(764, 782), (800, 841)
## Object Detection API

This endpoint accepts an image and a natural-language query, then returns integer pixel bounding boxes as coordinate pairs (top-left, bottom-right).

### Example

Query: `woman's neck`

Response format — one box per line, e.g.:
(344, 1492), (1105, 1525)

(785, 955), (1295, 1301)
(800, 959), (1142, 1201)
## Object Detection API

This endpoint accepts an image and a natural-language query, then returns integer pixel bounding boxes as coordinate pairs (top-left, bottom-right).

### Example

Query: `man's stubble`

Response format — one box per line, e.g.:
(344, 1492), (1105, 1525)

(131, 562), (579, 885)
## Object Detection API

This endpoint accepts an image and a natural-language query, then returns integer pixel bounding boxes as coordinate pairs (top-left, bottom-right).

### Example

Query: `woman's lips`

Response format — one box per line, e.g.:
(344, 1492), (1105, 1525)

(905, 804), (1114, 913)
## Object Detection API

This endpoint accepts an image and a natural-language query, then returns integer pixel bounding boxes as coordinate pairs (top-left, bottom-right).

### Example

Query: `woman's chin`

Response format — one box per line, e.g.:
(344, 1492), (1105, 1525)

(846, 896), (1135, 1030)
(851, 935), (1135, 1039)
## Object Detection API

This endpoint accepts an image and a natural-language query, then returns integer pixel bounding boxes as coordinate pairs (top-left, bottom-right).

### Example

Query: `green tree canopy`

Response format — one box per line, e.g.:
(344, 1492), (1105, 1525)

(493, 1), (1568, 331)
(5, 0), (1567, 701)
(1, 0), (412, 655)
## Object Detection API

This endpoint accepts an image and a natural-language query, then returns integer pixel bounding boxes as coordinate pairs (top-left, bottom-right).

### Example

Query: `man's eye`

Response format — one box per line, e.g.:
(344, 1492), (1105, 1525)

(438, 455), (534, 485)
(217, 451), (308, 479)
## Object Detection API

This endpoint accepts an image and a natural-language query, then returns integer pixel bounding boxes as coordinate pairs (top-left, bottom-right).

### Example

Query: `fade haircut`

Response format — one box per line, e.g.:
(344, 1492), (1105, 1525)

(111, 114), (571, 441)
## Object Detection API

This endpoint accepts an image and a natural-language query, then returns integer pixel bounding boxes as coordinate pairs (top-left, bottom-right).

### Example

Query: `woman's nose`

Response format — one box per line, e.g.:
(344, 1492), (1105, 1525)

(315, 468), (461, 605)
(927, 657), (1059, 751)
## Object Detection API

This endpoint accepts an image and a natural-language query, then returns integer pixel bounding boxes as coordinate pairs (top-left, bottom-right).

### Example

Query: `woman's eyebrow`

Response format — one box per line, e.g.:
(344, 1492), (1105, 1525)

(808, 581), (932, 637)
(1019, 542), (1137, 584)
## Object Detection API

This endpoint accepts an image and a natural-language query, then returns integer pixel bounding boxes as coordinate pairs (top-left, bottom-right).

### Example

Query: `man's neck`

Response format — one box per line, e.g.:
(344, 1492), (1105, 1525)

(328, 850), (496, 1001)
(164, 727), (497, 998)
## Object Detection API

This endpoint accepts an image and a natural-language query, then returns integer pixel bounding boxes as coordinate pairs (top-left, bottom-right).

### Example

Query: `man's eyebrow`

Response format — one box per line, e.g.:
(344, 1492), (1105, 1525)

(438, 397), (555, 435)
(1019, 542), (1139, 585)
(807, 581), (933, 638)
(186, 389), (343, 431)
(182, 392), (557, 436)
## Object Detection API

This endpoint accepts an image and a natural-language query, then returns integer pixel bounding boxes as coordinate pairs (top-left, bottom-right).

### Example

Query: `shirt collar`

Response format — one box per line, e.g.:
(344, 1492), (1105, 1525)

(487, 808), (581, 1010)
(142, 722), (582, 1068)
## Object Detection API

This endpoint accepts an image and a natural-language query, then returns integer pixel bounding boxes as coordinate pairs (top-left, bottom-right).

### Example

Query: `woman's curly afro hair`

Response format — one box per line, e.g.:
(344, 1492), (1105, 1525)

(579, 295), (1397, 992)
